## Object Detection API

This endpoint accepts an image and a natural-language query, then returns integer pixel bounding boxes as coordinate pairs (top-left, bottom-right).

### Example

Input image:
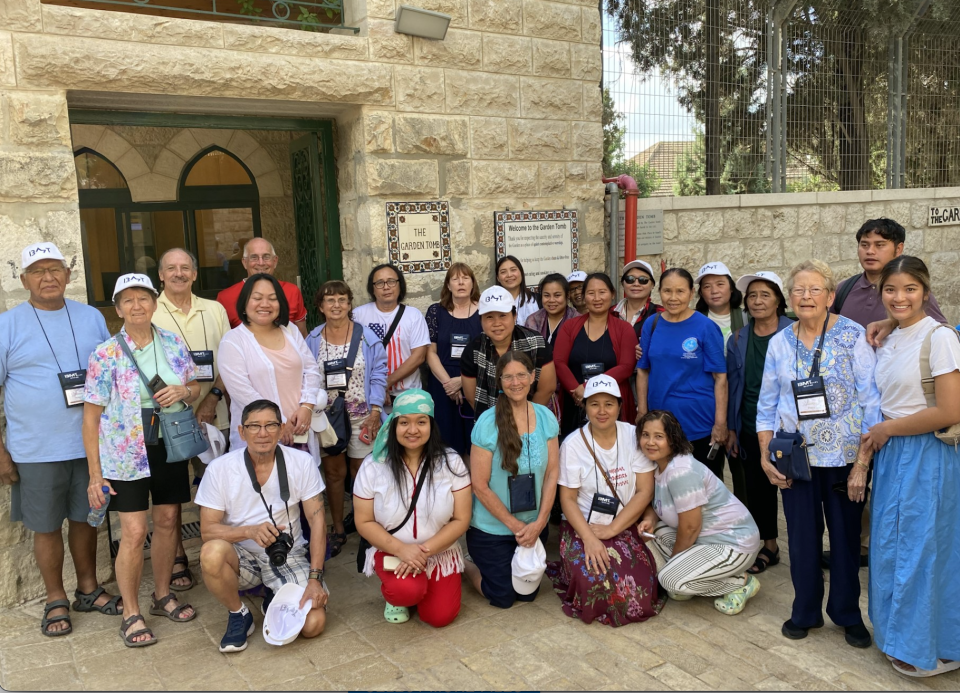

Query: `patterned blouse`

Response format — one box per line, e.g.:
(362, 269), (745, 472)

(84, 325), (196, 481)
(756, 315), (880, 468)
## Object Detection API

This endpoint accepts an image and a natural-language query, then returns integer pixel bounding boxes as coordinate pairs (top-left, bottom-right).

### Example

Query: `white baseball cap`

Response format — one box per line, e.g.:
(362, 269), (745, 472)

(566, 271), (587, 284)
(21, 242), (65, 271)
(511, 539), (547, 595)
(479, 286), (515, 316)
(583, 375), (621, 400)
(696, 262), (733, 284)
(263, 582), (311, 646)
(735, 271), (785, 296)
(197, 424), (226, 465)
(112, 273), (158, 301)
(621, 260), (655, 279)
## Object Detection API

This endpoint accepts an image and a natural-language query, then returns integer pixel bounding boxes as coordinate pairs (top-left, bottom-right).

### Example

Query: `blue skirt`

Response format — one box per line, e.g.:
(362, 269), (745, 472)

(869, 432), (960, 670)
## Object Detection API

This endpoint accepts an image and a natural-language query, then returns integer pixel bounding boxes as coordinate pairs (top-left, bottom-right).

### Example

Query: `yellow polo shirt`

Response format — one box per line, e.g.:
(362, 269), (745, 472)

(154, 292), (230, 430)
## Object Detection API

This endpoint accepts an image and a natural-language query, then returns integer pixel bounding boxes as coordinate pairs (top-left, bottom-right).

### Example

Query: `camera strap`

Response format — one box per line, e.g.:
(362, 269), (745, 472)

(580, 426), (623, 506)
(244, 446), (291, 527)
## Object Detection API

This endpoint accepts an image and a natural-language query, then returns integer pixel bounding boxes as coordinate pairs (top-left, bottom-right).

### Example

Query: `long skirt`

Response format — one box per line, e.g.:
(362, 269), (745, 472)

(869, 432), (960, 670)
(546, 520), (665, 627)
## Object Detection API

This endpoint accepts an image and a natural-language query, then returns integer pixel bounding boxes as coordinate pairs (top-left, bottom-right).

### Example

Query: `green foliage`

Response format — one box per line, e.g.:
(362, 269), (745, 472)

(602, 87), (660, 197)
(237, 0), (262, 16)
(673, 131), (769, 195)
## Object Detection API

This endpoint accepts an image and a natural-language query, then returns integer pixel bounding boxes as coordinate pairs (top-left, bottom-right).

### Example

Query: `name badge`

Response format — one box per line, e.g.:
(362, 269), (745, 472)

(450, 333), (470, 360)
(324, 358), (348, 389)
(190, 350), (214, 382)
(587, 492), (620, 525)
(507, 472), (537, 514)
(581, 362), (604, 380)
(792, 376), (830, 420)
(57, 369), (87, 408)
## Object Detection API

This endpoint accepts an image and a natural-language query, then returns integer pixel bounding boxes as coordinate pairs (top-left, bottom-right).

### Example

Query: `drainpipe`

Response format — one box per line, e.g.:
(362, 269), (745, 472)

(602, 175), (639, 263)
(605, 183), (619, 278)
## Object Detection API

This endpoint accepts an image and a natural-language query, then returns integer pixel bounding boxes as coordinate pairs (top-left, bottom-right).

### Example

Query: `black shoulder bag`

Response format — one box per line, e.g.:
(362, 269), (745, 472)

(322, 324), (364, 456)
(832, 273), (861, 315)
(356, 460), (429, 573)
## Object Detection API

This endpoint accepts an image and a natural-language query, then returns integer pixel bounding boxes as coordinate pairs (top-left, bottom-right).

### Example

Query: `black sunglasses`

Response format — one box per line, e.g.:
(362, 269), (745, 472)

(623, 275), (652, 285)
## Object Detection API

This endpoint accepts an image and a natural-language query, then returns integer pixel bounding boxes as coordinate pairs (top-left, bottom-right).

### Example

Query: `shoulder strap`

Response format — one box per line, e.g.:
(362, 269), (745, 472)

(382, 305), (406, 348)
(833, 273), (861, 314)
(344, 323), (364, 386)
(649, 313), (660, 340)
(116, 332), (160, 409)
(919, 323), (960, 406)
(388, 460), (430, 536)
(580, 427), (623, 505)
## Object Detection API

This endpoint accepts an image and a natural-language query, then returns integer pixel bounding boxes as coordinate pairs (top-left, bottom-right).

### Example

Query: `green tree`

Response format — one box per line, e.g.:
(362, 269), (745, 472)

(602, 87), (661, 197)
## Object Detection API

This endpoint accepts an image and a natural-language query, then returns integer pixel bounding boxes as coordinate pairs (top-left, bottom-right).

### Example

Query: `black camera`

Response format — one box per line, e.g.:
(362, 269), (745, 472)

(265, 531), (294, 566)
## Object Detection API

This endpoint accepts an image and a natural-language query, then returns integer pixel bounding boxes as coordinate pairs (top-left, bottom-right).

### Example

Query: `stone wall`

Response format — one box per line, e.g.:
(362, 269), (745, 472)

(626, 189), (960, 326)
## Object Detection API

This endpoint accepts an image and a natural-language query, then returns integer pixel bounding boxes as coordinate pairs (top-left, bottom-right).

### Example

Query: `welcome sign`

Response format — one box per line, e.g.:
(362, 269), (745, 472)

(494, 209), (579, 288)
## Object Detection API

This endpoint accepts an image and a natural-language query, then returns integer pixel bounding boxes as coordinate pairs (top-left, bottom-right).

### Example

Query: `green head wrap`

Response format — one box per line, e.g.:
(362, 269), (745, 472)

(371, 388), (435, 463)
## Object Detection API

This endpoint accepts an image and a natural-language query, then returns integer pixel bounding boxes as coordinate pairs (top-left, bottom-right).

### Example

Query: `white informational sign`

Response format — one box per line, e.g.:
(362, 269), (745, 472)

(494, 209), (579, 287)
(929, 206), (960, 227)
(386, 201), (451, 273)
(618, 205), (664, 256)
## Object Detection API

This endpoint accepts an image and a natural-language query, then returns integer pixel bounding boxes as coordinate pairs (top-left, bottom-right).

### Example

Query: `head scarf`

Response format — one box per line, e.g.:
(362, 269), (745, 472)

(371, 389), (435, 463)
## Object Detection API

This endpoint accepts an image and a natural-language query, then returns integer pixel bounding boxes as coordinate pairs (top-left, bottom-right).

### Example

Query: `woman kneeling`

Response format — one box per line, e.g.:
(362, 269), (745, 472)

(354, 389), (472, 627)
(638, 411), (761, 616)
(547, 376), (665, 626)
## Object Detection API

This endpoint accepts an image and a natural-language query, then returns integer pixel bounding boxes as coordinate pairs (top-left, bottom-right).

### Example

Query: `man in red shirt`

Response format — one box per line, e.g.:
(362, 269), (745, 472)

(217, 238), (308, 336)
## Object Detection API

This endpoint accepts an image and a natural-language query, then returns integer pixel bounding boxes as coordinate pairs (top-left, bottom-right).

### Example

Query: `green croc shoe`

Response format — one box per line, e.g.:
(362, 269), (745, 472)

(384, 603), (410, 624)
(714, 574), (760, 615)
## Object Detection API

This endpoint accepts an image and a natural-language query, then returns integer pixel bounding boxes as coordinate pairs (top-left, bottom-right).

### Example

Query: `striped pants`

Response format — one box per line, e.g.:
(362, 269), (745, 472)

(651, 524), (758, 597)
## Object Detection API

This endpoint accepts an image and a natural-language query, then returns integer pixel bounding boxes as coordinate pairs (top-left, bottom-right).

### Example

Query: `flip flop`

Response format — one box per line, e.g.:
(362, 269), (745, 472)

(41, 600), (72, 637)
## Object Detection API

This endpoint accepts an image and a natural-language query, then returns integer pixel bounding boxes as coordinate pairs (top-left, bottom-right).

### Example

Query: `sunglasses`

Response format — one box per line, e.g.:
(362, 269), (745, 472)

(623, 276), (652, 286)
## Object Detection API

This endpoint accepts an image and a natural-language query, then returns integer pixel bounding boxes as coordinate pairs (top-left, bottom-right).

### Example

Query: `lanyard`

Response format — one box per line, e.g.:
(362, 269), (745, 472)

(794, 313), (830, 379)
(321, 323), (353, 361)
(162, 303), (208, 352)
(30, 302), (82, 372)
(589, 424), (620, 492)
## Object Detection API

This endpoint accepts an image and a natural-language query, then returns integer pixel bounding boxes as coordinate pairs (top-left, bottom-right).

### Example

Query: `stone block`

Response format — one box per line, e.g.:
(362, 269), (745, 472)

(444, 161), (471, 197)
(151, 148), (185, 180)
(539, 163), (566, 196)
(508, 119), (570, 161)
(0, 32), (15, 88)
(564, 162), (603, 201)
(581, 5), (602, 44)
(396, 115), (468, 156)
(43, 5), (223, 48)
(445, 70), (518, 117)
(742, 240), (783, 268)
(472, 161), (538, 197)
(127, 172), (177, 202)
(0, 0), (41, 32)
(468, 0), (522, 33)
(583, 82), (602, 121)
(222, 24), (368, 60)
(523, 0), (581, 41)
(583, 204), (604, 239)
(678, 211), (722, 242)
(69, 124), (105, 152)
(0, 152), (77, 203)
(770, 207), (799, 238)
(114, 147), (150, 180)
(165, 129), (201, 161)
(364, 112), (395, 153)
(94, 127), (132, 163)
(364, 0), (396, 19)
(459, 250), (492, 285)
(532, 39), (570, 77)
(579, 240), (606, 272)
(243, 146), (279, 177)
(810, 235), (840, 263)
(885, 201), (911, 229)
(258, 170), (284, 197)
(368, 18), (413, 63)
(662, 243), (704, 271)
(395, 67), (445, 112)
(6, 92), (70, 147)
(571, 42), (601, 81)
(521, 77), (582, 120)
(910, 201), (929, 230)
(663, 213), (678, 240)
(226, 130), (261, 161)
(481, 34), (532, 75)
(782, 236), (813, 262)
(721, 207), (759, 239)
(796, 206), (820, 237)
(365, 159), (439, 196)
(707, 240), (743, 270)
(415, 0), (467, 26)
(469, 117), (508, 160)
(415, 29), (482, 69)
(572, 121), (602, 161)
(819, 204), (846, 235)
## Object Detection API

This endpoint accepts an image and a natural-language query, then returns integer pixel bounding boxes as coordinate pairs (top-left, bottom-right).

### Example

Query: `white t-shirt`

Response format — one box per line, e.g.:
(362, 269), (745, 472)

(876, 317), (960, 419)
(353, 303), (430, 393)
(558, 422), (656, 525)
(195, 445), (324, 554)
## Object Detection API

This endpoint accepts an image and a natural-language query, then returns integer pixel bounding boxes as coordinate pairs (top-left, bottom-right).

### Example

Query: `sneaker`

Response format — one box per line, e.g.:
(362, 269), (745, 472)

(844, 623), (872, 648)
(713, 574), (760, 615)
(219, 610), (255, 653)
(781, 616), (824, 640)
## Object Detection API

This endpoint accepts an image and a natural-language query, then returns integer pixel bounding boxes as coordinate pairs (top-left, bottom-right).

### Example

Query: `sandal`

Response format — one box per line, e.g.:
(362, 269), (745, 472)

(891, 658), (960, 678)
(119, 614), (157, 648)
(384, 603), (409, 624)
(714, 574), (760, 615)
(41, 599), (72, 637)
(72, 586), (123, 615)
(748, 546), (780, 575)
(328, 532), (347, 558)
(149, 592), (197, 623)
(170, 555), (195, 592)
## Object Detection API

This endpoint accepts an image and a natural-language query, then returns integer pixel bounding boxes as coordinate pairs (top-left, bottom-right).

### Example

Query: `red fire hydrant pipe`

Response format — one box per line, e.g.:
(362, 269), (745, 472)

(602, 175), (639, 263)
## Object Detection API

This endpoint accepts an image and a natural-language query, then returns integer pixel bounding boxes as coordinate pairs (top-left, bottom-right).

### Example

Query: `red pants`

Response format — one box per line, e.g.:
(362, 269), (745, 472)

(373, 551), (461, 628)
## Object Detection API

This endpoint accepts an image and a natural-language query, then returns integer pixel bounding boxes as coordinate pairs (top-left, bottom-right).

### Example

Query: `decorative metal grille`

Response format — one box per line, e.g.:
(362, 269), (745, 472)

(291, 141), (323, 327)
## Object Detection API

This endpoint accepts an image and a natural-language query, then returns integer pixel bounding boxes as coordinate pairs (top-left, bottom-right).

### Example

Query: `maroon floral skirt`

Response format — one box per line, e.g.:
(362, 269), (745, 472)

(546, 520), (665, 627)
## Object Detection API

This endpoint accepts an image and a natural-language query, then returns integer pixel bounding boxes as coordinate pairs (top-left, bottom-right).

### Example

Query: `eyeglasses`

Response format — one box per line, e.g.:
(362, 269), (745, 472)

(373, 279), (400, 289)
(623, 275), (652, 286)
(244, 254), (275, 263)
(501, 373), (532, 384)
(242, 422), (282, 433)
(323, 297), (350, 306)
(24, 267), (66, 278)
(790, 287), (826, 297)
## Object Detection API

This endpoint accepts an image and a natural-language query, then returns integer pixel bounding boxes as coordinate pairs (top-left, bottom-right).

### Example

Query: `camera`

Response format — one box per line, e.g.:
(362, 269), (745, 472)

(265, 531), (294, 566)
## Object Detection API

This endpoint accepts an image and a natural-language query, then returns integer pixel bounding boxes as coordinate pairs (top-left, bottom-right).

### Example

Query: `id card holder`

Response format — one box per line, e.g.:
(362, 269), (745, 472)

(450, 334), (470, 360)
(581, 362), (604, 380)
(508, 473), (537, 513)
(792, 376), (830, 420)
(57, 369), (87, 408)
(324, 358), (348, 390)
(190, 350), (214, 382)
(141, 408), (160, 445)
(586, 492), (620, 525)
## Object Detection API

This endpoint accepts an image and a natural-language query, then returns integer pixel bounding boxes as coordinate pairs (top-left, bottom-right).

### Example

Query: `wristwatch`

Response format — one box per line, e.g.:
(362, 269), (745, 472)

(308, 568), (324, 582)
(210, 387), (224, 400)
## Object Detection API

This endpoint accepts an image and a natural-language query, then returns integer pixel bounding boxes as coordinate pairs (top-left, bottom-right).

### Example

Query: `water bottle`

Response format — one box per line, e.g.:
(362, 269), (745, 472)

(87, 487), (110, 527)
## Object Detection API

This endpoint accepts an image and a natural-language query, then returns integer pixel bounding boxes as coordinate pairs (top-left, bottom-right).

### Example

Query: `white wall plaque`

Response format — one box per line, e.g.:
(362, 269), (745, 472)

(494, 209), (579, 287)
(618, 205), (664, 256)
(929, 206), (960, 227)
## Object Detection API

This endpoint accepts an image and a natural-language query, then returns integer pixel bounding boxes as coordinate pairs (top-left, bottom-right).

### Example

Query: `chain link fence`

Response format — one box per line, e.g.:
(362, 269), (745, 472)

(602, 0), (960, 196)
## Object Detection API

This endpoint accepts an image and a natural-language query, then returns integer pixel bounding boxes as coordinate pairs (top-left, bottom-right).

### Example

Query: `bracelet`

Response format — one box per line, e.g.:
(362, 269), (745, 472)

(299, 404), (314, 411)
(855, 460), (870, 471)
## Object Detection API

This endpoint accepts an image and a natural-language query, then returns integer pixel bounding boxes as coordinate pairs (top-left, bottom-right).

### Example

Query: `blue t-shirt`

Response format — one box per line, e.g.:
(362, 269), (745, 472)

(638, 311), (726, 440)
(0, 300), (109, 463)
(469, 403), (559, 535)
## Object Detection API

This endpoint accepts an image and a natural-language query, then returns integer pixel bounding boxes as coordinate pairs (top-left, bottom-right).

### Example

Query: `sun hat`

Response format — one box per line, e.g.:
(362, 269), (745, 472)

(621, 260), (655, 280)
(371, 389), (435, 463)
(583, 375), (621, 400)
(696, 262), (733, 284)
(112, 273), (158, 301)
(262, 583), (311, 646)
(21, 242), (66, 271)
(735, 271), (785, 296)
(478, 286), (515, 316)
(511, 539), (547, 596)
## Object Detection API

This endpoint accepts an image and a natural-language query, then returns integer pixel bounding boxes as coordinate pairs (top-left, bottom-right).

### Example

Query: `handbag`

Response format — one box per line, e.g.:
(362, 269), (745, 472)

(118, 332), (209, 463)
(322, 324), (364, 456)
(919, 324), (960, 446)
(768, 429), (811, 481)
(357, 461), (429, 573)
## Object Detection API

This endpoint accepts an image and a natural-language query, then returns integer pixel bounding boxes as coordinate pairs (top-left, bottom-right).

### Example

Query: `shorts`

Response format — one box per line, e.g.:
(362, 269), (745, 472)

(465, 525), (549, 609)
(235, 542), (311, 593)
(11, 458), (90, 533)
(109, 443), (191, 513)
(346, 414), (374, 459)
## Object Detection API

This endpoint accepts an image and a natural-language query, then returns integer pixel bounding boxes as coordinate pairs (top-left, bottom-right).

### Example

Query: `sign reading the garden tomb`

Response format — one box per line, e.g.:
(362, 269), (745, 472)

(929, 206), (960, 227)
(386, 201), (451, 273)
(494, 209), (579, 288)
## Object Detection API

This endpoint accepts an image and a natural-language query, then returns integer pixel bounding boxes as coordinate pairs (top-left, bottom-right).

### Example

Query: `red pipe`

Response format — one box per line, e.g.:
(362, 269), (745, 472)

(602, 175), (639, 263)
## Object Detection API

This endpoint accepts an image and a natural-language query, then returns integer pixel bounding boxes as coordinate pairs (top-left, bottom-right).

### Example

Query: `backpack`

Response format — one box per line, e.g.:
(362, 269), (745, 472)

(832, 273), (862, 315)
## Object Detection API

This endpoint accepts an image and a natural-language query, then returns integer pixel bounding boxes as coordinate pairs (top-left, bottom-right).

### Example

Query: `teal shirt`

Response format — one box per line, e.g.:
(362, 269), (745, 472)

(470, 403), (559, 535)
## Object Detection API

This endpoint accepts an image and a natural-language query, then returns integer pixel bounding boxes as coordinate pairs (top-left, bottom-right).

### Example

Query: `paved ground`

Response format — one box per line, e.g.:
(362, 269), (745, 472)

(2, 506), (958, 691)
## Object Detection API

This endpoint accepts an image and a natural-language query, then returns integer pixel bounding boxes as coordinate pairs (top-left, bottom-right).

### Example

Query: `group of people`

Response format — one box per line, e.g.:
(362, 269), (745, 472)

(1, 216), (957, 678)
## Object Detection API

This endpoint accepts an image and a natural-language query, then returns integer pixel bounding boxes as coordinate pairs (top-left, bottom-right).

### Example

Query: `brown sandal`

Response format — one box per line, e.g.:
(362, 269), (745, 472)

(120, 614), (157, 648)
(149, 592), (197, 622)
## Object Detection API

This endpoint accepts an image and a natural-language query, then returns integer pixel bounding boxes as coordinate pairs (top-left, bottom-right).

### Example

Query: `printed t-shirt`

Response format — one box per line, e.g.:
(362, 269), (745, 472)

(654, 454), (760, 554)
(708, 311), (732, 354)
(195, 445), (324, 554)
(875, 316), (960, 419)
(217, 279), (308, 329)
(470, 403), (559, 535)
(558, 421), (655, 524)
(741, 331), (775, 434)
(352, 303), (430, 393)
(0, 300), (109, 463)
(637, 311), (726, 440)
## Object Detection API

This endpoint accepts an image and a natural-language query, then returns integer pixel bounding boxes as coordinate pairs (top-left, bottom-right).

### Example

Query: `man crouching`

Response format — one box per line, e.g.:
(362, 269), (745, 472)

(196, 399), (328, 652)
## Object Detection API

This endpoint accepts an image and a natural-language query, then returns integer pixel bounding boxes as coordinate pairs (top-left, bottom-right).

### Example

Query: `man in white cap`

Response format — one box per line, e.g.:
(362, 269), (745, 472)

(566, 271), (588, 314)
(0, 242), (119, 636)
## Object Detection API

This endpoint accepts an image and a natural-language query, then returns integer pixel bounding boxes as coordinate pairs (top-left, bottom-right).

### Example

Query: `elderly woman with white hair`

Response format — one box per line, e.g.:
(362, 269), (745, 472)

(756, 259), (880, 649)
